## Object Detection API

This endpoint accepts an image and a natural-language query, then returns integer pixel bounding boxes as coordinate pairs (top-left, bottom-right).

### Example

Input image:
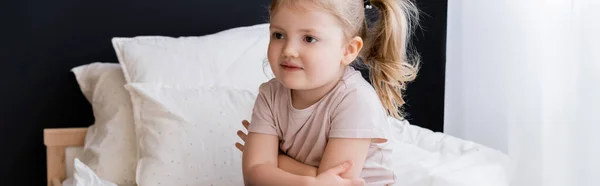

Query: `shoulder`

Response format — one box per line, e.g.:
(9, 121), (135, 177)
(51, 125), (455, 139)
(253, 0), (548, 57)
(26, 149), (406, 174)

(331, 70), (385, 117)
(255, 78), (289, 109)
(338, 67), (374, 91)
(327, 68), (390, 142)
(257, 78), (285, 95)
(336, 68), (381, 107)
(336, 84), (383, 112)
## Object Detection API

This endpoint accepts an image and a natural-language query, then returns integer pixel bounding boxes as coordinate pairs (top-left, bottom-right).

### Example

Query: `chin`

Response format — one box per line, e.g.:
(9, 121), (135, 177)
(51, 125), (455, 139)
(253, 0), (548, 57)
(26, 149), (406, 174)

(276, 76), (307, 90)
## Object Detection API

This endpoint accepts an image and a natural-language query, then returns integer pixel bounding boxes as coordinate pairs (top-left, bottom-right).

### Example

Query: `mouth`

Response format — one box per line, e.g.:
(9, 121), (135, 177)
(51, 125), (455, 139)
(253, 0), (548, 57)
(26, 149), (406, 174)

(280, 62), (303, 71)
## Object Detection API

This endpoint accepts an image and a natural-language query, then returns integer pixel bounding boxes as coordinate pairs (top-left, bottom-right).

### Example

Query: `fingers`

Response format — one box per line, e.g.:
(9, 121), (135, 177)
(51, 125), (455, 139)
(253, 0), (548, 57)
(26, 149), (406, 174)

(237, 130), (247, 142)
(346, 178), (365, 186)
(339, 160), (354, 174)
(236, 121), (249, 153)
(235, 142), (244, 152)
(242, 120), (250, 129)
(326, 160), (354, 175)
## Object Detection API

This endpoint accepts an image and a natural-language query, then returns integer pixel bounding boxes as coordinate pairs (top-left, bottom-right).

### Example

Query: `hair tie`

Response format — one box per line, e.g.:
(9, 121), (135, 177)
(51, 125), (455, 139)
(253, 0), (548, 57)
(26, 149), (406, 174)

(364, 0), (373, 9)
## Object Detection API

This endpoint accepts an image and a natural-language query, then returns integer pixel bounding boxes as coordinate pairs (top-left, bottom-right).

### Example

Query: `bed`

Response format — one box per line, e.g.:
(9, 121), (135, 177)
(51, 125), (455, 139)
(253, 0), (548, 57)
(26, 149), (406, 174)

(38, 0), (450, 186)
(43, 117), (512, 186)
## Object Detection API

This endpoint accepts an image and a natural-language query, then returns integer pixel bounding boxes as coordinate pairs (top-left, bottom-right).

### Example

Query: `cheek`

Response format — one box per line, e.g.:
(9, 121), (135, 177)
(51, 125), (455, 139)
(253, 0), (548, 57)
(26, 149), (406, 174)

(267, 43), (280, 66)
(312, 48), (343, 67)
(305, 50), (343, 75)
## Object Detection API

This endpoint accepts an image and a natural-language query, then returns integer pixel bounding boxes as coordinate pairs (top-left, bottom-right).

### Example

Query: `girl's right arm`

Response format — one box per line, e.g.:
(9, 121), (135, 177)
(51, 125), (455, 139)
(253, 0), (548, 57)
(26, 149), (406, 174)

(242, 132), (314, 186)
(239, 120), (318, 177)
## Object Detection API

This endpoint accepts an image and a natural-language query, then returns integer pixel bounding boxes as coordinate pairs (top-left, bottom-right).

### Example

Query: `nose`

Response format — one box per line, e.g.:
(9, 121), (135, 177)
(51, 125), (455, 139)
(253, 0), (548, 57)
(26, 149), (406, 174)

(282, 41), (299, 59)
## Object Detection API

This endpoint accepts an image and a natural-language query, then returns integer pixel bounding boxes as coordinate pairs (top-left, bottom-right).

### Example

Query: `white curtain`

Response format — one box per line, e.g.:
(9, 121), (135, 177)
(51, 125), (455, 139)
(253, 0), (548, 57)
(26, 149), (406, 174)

(445, 1), (600, 186)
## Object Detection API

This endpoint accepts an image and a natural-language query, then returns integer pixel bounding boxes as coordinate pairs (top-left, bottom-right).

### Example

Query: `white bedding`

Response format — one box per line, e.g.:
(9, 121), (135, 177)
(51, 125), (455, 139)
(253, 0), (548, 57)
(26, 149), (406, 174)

(63, 159), (117, 186)
(389, 117), (512, 186)
(65, 147), (84, 179)
(62, 117), (512, 186)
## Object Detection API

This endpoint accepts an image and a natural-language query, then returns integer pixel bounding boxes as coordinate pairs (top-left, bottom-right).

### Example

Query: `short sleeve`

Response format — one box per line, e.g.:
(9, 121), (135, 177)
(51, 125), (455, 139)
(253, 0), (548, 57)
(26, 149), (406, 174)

(329, 86), (390, 143)
(248, 82), (279, 136)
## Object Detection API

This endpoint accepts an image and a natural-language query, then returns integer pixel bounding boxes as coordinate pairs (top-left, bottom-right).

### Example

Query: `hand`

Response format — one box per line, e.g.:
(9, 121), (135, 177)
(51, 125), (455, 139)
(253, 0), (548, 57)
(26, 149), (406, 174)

(312, 161), (365, 186)
(235, 120), (250, 152)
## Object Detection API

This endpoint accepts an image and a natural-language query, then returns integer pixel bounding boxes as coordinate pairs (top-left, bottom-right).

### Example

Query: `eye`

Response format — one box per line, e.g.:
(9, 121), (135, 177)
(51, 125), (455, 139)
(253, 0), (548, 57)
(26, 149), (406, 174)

(304, 36), (318, 43)
(272, 32), (285, 40)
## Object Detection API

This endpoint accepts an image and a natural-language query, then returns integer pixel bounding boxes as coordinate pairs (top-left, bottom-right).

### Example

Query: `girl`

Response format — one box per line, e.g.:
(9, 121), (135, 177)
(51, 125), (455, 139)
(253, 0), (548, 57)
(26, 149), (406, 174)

(237, 0), (419, 185)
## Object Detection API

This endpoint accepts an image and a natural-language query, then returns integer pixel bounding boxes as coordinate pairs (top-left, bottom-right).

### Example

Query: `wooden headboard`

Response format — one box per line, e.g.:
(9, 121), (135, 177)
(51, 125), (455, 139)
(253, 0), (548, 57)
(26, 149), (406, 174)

(43, 128), (87, 186)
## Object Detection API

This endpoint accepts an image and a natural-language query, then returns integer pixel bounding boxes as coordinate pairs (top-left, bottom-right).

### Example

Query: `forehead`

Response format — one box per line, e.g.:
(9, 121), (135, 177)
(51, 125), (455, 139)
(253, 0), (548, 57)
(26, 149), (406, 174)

(270, 2), (343, 33)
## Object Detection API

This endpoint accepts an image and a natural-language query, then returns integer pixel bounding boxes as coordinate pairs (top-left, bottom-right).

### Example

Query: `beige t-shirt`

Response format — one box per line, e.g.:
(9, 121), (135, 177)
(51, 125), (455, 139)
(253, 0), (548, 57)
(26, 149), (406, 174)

(248, 67), (395, 185)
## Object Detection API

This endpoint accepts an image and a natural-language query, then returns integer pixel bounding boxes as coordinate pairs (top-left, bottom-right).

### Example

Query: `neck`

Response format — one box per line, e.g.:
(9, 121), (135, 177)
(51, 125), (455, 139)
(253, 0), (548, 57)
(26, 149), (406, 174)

(291, 69), (345, 110)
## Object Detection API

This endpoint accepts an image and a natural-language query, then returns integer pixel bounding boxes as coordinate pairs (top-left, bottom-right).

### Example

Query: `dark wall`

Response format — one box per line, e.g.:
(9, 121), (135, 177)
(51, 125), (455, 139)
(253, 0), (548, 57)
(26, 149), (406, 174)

(0, 1), (272, 185)
(406, 0), (447, 132)
(0, 0), (445, 185)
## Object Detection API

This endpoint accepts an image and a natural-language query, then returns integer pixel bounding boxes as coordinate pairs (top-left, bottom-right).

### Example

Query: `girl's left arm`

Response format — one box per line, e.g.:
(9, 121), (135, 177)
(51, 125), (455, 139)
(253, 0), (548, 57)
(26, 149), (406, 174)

(319, 86), (389, 178)
(316, 138), (372, 178)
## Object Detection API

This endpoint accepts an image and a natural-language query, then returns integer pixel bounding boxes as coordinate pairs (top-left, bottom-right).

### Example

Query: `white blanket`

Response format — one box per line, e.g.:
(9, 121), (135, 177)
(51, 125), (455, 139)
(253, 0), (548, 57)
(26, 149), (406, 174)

(62, 159), (117, 186)
(389, 118), (512, 186)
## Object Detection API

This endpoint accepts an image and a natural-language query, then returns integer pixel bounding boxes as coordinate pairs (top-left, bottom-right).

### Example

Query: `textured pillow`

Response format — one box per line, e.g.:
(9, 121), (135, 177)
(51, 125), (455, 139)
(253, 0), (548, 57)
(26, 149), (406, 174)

(112, 23), (271, 92)
(125, 83), (255, 186)
(71, 62), (137, 186)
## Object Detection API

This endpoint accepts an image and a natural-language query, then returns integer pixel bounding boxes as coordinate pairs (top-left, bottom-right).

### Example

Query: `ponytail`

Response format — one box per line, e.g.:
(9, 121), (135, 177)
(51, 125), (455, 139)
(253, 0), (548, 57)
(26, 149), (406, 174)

(360, 0), (420, 119)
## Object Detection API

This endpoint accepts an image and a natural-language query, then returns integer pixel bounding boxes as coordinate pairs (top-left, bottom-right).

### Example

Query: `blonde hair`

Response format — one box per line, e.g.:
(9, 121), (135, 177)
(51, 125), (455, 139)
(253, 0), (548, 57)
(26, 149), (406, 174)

(269, 0), (420, 119)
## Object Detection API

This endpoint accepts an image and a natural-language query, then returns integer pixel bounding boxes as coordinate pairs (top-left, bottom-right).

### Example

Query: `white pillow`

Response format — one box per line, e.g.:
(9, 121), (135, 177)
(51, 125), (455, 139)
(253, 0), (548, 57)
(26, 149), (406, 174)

(125, 83), (255, 186)
(112, 23), (272, 92)
(71, 63), (137, 186)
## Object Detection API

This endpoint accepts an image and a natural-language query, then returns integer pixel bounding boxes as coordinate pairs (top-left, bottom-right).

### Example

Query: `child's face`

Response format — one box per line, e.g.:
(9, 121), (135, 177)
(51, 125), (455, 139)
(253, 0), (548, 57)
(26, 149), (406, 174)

(268, 2), (349, 91)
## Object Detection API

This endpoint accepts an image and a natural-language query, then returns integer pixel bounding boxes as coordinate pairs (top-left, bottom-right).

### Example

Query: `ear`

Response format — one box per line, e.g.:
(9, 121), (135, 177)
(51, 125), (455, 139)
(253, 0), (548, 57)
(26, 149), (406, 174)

(342, 36), (363, 66)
